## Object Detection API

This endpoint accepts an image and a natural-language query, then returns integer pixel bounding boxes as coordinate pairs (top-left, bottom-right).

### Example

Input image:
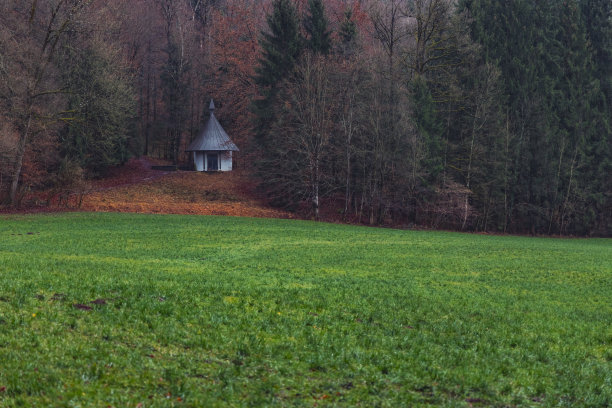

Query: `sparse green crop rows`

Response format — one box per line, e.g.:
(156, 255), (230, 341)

(0, 213), (610, 407)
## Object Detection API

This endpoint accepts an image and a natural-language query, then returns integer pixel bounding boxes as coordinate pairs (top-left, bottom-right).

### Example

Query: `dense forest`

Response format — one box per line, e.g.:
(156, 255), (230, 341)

(0, 0), (610, 235)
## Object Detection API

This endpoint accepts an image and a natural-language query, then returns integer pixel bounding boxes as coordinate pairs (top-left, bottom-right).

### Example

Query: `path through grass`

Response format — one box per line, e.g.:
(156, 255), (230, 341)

(0, 213), (610, 406)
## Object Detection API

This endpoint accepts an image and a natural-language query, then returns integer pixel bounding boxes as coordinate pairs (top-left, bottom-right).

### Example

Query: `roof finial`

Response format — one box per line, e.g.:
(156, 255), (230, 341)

(209, 99), (215, 112)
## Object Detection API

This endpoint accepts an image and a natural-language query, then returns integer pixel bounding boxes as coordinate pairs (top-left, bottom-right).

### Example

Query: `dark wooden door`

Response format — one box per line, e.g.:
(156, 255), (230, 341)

(207, 153), (218, 171)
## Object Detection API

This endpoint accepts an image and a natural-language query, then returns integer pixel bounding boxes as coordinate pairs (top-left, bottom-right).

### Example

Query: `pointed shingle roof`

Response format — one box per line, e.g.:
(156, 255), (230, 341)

(186, 100), (239, 152)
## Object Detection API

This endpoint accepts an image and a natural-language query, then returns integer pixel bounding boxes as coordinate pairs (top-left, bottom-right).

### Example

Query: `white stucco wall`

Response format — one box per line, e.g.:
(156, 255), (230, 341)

(220, 151), (232, 171)
(193, 151), (233, 171)
(194, 152), (205, 171)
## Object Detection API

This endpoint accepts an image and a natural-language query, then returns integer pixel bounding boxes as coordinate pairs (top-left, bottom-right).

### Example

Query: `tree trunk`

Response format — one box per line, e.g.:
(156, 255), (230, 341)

(548, 140), (566, 234)
(503, 112), (510, 233)
(312, 159), (320, 220)
(9, 111), (33, 206)
(462, 109), (478, 230)
(560, 145), (579, 234)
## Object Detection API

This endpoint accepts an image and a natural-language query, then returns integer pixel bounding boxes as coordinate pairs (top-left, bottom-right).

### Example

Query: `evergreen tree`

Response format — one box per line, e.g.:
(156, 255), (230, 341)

(252, 0), (303, 207)
(411, 76), (444, 183)
(254, 0), (301, 89)
(338, 9), (357, 56)
(563, 0), (612, 234)
(459, 0), (611, 234)
(303, 0), (331, 55)
(339, 9), (357, 45)
(579, 0), (612, 110)
(579, 0), (611, 233)
(60, 44), (136, 175)
(253, 0), (302, 138)
(461, 0), (549, 232)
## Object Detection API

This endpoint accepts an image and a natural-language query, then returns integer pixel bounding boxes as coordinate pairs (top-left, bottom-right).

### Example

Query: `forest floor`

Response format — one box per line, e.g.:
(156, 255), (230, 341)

(7, 157), (294, 219)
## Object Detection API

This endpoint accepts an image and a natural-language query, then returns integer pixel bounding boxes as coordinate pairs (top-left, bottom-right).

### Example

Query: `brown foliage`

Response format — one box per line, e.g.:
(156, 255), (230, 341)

(201, 1), (266, 166)
(79, 158), (293, 219)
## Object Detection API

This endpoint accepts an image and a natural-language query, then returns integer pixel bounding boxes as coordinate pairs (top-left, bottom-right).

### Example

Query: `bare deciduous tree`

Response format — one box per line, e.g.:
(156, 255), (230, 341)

(281, 53), (335, 219)
(0, 0), (91, 205)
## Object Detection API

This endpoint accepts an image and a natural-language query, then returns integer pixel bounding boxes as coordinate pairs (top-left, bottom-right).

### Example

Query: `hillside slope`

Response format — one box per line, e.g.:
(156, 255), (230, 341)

(50, 158), (293, 219)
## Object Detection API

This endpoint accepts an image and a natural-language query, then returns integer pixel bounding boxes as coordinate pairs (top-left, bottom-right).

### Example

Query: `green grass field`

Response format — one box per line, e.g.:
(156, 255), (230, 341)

(0, 213), (610, 407)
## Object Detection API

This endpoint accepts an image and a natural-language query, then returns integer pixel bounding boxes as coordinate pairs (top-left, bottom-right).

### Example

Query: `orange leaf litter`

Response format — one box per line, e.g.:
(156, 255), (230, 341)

(80, 158), (293, 219)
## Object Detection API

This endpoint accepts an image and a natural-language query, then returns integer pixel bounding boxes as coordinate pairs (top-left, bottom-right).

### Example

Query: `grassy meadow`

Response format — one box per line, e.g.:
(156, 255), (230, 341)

(0, 213), (610, 407)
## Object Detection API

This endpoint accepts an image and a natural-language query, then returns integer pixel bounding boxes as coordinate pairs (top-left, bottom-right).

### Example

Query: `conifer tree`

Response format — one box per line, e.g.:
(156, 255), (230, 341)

(580, 0), (612, 110)
(565, 0), (612, 234)
(254, 0), (301, 89)
(59, 44), (135, 175)
(252, 0), (303, 207)
(338, 9), (357, 56)
(253, 0), (302, 137)
(303, 0), (331, 55)
(459, 0), (611, 233)
(411, 77), (443, 183)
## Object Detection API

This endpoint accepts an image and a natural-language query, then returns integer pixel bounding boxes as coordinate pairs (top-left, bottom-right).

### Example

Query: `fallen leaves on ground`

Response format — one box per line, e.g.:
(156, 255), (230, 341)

(79, 158), (293, 219)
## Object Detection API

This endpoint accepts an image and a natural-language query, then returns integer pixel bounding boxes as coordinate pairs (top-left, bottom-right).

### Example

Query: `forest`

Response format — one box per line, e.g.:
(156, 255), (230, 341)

(0, 0), (610, 236)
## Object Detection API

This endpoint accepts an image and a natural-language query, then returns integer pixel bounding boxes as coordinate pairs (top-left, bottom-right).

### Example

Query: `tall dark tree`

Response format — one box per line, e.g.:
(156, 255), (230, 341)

(157, 0), (191, 164)
(252, 0), (303, 207)
(559, 0), (611, 234)
(252, 0), (302, 138)
(459, 0), (611, 234)
(338, 9), (357, 55)
(332, 9), (364, 218)
(303, 0), (331, 55)
(271, 54), (335, 218)
(578, 0), (611, 234)
(461, 0), (545, 232)
(254, 0), (301, 89)
(160, 40), (191, 164)
(59, 43), (136, 175)
(411, 76), (443, 183)
(579, 0), (612, 111)
(367, 0), (411, 224)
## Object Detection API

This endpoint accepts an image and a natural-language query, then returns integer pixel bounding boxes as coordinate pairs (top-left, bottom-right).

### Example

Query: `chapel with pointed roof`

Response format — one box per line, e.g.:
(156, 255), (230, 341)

(186, 100), (239, 171)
